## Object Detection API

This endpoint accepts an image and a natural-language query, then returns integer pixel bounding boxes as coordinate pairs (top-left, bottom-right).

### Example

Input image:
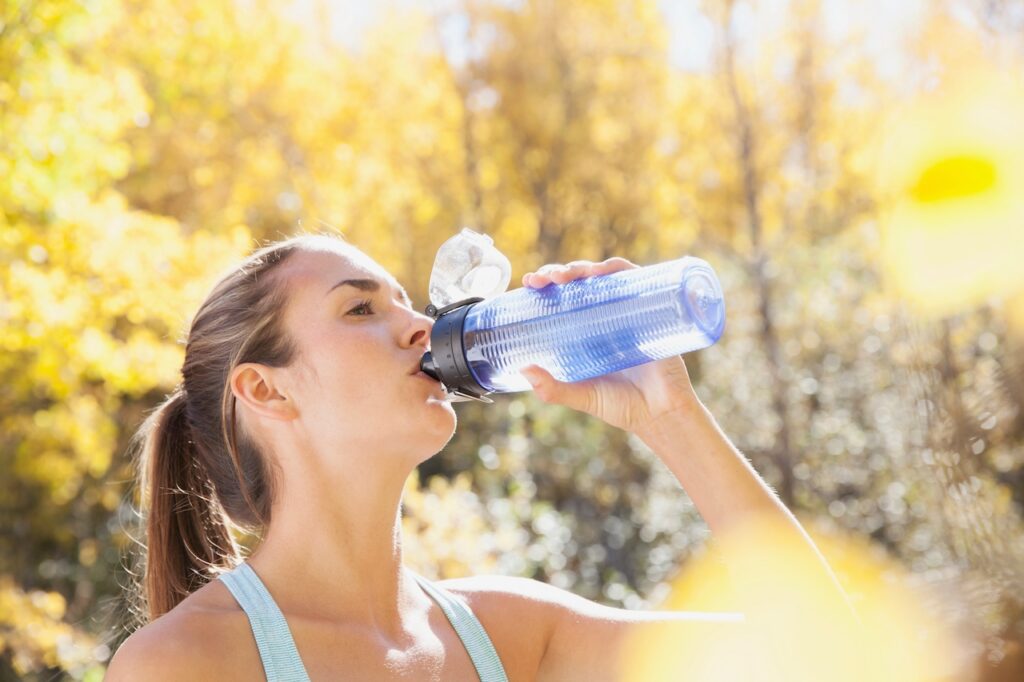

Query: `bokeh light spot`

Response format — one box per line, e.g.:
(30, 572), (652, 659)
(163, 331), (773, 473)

(909, 155), (997, 203)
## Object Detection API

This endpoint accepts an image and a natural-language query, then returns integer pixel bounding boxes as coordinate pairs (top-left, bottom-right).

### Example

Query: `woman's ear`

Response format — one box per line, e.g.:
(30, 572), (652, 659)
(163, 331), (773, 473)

(230, 363), (298, 421)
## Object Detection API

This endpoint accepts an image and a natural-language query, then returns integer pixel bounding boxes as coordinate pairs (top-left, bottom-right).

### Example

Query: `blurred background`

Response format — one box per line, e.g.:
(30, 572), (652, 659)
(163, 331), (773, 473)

(1, 0), (1023, 679)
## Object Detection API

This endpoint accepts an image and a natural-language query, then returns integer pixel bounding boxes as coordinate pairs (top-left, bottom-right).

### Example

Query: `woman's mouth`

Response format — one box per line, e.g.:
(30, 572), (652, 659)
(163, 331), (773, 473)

(411, 367), (443, 385)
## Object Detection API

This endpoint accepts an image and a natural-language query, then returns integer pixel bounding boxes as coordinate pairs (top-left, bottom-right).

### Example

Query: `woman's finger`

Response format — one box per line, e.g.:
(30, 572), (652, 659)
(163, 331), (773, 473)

(523, 263), (565, 287)
(593, 257), (637, 274)
(522, 257), (637, 288)
(547, 260), (598, 283)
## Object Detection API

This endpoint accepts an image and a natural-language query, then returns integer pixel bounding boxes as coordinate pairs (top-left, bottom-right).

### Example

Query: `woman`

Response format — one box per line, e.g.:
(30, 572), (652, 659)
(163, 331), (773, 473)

(107, 233), (854, 681)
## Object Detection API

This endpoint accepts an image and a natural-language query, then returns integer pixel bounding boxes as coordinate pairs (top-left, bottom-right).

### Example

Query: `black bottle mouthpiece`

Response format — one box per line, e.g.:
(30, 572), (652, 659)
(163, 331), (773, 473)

(419, 297), (493, 403)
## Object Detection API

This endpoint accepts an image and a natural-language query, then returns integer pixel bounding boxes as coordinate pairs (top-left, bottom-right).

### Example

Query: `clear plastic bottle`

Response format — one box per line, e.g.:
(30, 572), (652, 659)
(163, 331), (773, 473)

(460, 257), (725, 393)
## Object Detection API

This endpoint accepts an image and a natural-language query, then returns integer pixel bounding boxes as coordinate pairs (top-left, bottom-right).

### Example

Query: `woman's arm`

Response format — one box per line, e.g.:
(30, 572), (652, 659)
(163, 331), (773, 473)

(519, 257), (855, 617)
(512, 258), (860, 679)
(632, 393), (857, 618)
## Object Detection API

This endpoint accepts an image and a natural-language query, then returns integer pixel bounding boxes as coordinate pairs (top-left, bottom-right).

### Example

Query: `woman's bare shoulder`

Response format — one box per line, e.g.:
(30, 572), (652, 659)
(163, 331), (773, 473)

(106, 579), (258, 681)
(438, 573), (600, 615)
(432, 575), (602, 645)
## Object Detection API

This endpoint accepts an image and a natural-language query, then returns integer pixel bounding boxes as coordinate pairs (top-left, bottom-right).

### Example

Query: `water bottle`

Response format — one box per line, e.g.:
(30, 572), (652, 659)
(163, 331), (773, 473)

(420, 256), (726, 402)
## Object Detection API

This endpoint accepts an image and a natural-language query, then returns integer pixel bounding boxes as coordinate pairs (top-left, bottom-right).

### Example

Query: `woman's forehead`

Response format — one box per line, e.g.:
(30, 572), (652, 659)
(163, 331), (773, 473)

(284, 245), (401, 297)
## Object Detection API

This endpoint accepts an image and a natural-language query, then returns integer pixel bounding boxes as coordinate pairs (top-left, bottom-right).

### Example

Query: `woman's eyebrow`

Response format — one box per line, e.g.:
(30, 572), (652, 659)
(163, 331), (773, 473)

(326, 278), (413, 307)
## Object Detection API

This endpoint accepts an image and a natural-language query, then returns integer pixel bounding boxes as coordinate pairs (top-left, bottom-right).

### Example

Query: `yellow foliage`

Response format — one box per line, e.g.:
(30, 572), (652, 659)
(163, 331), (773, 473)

(400, 468), (534, 580)
(0, 578), (102, 677)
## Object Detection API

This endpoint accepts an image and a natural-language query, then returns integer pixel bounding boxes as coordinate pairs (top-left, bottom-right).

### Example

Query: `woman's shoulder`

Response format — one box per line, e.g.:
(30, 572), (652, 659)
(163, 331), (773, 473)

(435, 573), (652, 681)
(105, 579), (259, 681)
(432, 574), (606, 646)
(437, 573), (606, 617)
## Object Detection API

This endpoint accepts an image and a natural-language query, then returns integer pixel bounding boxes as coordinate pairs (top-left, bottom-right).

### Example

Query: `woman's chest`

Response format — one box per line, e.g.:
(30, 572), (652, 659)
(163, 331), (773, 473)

(299, 630), (471, 680)
(222, 606), (543, 681)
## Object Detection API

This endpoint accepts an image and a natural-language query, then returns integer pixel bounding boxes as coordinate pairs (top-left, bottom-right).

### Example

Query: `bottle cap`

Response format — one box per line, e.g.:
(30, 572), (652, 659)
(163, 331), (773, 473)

(682, 264), (726, 341)
(428, 228), (512, 309)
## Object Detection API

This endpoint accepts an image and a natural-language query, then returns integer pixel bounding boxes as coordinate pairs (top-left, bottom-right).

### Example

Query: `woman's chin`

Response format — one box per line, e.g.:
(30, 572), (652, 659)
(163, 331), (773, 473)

(420, 404), (457, 446)
(426, 394), (457, 418)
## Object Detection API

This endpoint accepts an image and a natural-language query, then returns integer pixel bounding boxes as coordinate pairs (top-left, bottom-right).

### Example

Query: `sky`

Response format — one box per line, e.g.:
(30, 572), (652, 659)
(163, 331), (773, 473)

(284, 0), (928, 76)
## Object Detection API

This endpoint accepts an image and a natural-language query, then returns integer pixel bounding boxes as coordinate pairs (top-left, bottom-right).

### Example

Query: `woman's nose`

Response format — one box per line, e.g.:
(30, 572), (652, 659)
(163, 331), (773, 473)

(404, 309), (433, 350)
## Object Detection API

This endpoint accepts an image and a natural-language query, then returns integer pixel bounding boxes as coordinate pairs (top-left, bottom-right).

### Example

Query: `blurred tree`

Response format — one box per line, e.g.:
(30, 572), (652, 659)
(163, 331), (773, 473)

(1, 0), (1022, 678)
(299, 9), (473, 297)
(889, 8), (1024, 673)
(448, 0), (674, 267)
(657, 0), (880, 506)
(0, 0), (251, 677)
(969, 0), (1024, 39)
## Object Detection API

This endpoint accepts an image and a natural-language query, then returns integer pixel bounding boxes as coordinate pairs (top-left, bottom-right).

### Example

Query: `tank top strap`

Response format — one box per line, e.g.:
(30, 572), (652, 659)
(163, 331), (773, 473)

(218, 562), (312, 682)
(411, 573), (510, 682)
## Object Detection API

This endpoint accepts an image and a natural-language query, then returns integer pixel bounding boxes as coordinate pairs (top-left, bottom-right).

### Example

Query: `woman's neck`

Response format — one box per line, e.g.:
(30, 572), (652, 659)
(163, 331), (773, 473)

(245, 465), (429, 643)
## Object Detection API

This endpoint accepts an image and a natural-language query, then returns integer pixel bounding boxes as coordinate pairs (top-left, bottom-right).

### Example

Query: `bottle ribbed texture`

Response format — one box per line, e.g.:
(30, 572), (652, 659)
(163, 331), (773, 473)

(217, 563), (509, 682)
(463, 256), (725, 393)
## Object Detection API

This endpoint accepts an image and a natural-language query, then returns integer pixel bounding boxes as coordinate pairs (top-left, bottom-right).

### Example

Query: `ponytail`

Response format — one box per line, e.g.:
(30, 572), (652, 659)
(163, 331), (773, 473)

(137, 388), (240, 620)
(125, 234), (335, 626)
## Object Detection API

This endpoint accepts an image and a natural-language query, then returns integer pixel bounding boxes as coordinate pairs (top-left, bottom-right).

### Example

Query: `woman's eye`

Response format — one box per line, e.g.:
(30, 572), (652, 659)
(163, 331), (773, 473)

(348, 299), (375, 316)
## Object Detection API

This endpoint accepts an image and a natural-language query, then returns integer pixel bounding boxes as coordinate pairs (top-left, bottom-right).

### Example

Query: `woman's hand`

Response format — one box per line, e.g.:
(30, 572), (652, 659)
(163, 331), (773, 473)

(519, 257), (702, 435)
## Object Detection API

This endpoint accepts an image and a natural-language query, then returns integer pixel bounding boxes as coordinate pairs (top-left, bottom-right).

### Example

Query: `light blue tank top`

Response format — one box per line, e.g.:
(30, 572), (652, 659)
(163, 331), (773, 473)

(218, 562), (509, 682)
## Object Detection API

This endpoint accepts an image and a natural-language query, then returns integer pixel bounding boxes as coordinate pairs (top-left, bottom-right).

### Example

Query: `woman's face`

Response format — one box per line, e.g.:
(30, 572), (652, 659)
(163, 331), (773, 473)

(274, 243), (456, 471)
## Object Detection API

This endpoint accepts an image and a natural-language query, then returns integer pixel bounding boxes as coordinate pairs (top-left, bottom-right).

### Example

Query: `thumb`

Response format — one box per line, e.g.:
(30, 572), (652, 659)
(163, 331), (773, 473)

(520, 365), (595, 414)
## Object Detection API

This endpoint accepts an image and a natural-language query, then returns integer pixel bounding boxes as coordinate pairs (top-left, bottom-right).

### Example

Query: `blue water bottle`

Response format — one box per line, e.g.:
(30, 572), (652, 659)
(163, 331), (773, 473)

(419, 232), (726, 402)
